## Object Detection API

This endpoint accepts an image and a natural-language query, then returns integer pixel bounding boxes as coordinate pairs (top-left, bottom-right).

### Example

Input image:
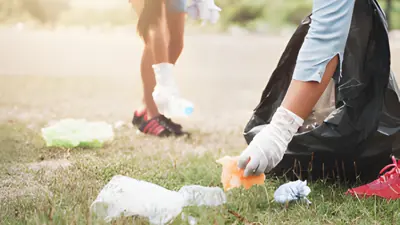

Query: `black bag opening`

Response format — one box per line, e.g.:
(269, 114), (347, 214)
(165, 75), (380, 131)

(243, 0), (400, 183)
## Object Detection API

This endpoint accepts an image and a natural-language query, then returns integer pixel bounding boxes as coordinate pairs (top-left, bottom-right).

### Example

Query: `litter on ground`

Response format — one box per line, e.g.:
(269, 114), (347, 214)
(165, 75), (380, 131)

(274, 180), (311, 205)
(216, 156), (265, 191)
(41, 118), (114, 148)
(90, 175), (226, 225)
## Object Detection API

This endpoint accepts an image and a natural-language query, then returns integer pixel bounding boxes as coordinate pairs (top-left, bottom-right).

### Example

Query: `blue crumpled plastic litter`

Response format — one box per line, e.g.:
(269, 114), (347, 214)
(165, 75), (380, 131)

(273, 180), (311, 204)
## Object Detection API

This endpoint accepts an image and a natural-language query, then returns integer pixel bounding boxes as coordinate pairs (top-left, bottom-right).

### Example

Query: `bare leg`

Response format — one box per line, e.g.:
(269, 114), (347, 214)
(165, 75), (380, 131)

(132, 0), (169, 119)
(282, 56), (338, 120)
(166, 11), (185, 64)
(139, 46), (159, 118)
(148, 4), (169, 64)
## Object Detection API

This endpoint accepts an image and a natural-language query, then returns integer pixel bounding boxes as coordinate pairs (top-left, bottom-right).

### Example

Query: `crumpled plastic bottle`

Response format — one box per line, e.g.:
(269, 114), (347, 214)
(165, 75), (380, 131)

(90, 175), (226, 225)
(178, 185), (226, 207)
(152, 68), (194, 118)
(153, 91), (194, 118)
(273, 180), (312, 205)
(41, 119), (114, 148)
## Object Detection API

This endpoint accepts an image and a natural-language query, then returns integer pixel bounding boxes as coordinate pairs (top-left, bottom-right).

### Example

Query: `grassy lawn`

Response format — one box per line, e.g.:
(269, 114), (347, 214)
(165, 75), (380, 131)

(1, 121), (400, 225)
(1, 29), (400, 224)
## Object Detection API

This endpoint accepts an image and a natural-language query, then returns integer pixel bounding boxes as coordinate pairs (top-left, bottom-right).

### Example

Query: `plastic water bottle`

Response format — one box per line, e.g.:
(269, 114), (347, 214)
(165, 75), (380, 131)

(153, 91), (194, 118)
(157, 97), (194, 118)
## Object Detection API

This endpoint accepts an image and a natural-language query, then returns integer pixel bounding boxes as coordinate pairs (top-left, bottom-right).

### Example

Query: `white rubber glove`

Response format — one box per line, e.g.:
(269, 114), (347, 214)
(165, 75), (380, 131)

(187, 0), (221, 24)
(238, 106), (304, 177)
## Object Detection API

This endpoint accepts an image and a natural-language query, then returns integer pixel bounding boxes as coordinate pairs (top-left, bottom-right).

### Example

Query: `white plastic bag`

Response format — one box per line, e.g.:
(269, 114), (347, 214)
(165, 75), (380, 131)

(41, 119), (114, 148)
(273, 180), (311, 204)
(187, 0), (221, 24)
(91, 175), (226, 225)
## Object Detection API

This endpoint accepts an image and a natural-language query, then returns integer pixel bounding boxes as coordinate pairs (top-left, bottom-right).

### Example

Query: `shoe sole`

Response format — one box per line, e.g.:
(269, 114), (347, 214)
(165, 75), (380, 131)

(133, 115), (190, 138)
(135, 128), (192, 139)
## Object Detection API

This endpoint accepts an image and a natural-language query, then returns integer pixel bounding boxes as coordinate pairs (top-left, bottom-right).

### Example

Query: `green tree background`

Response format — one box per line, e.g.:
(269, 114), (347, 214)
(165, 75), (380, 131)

(0, 0), (399, 30)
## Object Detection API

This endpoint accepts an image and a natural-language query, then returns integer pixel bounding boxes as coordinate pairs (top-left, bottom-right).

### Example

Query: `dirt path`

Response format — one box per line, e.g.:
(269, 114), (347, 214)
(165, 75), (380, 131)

(0, 28), (399, 132)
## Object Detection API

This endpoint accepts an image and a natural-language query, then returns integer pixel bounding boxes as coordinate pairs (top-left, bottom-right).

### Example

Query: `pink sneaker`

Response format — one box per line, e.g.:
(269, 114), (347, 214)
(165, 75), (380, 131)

(346, 156), (400, 200)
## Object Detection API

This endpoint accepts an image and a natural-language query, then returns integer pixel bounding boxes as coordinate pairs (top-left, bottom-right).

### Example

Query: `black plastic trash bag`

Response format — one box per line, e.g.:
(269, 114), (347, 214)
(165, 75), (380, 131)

(243, 0), (400, 183)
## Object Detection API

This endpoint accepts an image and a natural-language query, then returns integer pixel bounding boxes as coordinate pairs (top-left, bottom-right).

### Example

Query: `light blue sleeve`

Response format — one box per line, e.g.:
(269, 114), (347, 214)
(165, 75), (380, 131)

(293, 0), (356, 82)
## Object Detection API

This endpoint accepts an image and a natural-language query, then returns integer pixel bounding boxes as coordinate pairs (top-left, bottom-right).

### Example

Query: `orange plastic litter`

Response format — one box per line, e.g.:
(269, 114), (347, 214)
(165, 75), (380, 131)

(216, 156), (266, 191)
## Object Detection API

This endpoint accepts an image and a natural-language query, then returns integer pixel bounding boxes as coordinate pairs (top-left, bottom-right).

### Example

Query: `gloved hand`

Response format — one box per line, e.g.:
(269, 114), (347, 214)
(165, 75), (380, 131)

(187, 0), (221, 24)
(238, 107), (304, 177)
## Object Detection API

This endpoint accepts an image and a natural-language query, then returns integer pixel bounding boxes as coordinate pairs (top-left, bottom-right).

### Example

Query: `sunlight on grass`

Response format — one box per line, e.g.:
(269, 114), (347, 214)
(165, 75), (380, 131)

(1, 123), (400, 224)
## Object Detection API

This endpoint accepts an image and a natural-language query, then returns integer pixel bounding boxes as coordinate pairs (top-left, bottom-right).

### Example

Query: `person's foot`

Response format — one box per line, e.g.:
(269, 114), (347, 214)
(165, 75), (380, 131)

(345, 156), (400, 200)
(158, 114), (183, 131)
(132, 110), (187, 137)
(132, 110), (149, 128)
(132, 110), (182, 129)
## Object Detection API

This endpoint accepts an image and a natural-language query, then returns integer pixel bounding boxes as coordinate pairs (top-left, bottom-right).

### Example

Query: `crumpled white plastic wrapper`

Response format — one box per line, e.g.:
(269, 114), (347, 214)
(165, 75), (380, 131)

(187, 0), (221, 24)
(90, 175), (226, 225)
(41, 119), (114, 148)
(273, 180), (311, 204)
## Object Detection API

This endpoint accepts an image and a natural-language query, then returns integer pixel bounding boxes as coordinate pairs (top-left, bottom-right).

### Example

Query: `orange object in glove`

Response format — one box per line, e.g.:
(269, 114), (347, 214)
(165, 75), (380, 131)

(216, 156), (266, 191)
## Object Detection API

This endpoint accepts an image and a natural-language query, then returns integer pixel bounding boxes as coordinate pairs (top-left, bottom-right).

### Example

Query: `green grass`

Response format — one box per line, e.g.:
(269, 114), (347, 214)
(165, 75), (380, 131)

(1, 123), (400, 225)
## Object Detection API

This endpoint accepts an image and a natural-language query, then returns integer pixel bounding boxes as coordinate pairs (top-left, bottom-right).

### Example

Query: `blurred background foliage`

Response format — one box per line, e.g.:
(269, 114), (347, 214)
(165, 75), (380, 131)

(0, 0), (399, 30)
